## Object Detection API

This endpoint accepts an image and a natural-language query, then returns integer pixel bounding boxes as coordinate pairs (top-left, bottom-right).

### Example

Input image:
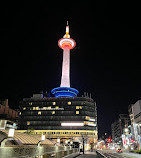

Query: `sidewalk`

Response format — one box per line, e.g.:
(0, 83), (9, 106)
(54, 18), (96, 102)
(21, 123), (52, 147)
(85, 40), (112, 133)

(75, 151), (97, 158)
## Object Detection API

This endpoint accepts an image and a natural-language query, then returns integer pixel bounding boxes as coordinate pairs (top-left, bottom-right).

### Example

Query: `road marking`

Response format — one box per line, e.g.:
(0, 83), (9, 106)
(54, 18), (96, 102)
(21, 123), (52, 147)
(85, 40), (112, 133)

(105, 153), (119, 158)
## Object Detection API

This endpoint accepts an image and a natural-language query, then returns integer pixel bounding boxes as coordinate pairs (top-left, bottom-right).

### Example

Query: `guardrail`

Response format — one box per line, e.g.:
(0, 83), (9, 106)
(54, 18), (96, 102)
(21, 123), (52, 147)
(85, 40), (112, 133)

(0, 146), (79, 158)
(96, 150), (107, 158)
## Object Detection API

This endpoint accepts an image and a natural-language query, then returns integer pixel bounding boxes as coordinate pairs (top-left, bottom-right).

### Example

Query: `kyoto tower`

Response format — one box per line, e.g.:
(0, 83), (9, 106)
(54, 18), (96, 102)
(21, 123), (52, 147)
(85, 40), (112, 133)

(51, 22), (79, 97)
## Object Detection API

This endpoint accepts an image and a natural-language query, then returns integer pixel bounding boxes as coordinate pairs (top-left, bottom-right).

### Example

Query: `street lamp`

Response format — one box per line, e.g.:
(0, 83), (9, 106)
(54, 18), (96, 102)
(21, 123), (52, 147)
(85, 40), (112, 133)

(81, 132), (88, 154)
(37, 134), (45, 146)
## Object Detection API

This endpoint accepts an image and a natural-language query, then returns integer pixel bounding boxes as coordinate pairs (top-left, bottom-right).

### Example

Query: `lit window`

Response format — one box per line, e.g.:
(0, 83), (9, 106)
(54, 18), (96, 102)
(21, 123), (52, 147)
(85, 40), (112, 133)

(27, 121), (30, 125)
(55, 106), (59, 109)
(33, 107), (36, 110)
(68, 102), (71, 105)
(76, 111), (79, 114)
(19, 112), (21, 115)
(53, 102), (56, 105)
(79, 106), (82, 109)
(36, 107), (39, 110)
(23, 107), (26, 110)
(38, 111), (41, 115)
(52, 111), (55, 114)
(48, 106), (51, 109)
(29, 102), (32, 105)
(76, 106), (79, 109)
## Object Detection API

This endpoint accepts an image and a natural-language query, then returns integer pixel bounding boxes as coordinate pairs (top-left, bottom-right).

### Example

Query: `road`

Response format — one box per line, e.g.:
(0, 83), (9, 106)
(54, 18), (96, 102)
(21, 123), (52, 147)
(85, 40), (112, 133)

(99, 149), (141, 158)
(76, 151), (97, 158)
(75, 150), (141, 158)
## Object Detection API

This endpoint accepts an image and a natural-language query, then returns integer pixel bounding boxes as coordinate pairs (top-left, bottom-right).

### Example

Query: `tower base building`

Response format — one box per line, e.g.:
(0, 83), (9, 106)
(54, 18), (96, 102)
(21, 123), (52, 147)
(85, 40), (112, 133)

(18, 93), (98, 147)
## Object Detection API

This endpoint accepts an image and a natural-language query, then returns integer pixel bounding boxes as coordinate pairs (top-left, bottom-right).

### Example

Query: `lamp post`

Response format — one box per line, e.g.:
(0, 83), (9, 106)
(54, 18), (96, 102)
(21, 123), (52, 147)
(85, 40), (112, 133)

(37, 134), (45, 146)
(81, 132), (88, 154)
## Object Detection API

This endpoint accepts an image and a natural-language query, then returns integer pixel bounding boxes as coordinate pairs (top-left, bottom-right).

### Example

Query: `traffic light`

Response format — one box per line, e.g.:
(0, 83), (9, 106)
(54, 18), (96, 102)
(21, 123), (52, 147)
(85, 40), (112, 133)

(131, 139), (134, 142)
(108, 138), (111, 142)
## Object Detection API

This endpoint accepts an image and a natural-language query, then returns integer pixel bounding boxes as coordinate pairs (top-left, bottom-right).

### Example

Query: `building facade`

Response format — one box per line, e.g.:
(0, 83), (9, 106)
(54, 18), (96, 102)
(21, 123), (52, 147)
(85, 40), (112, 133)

(0, 99), (18, 129)
(111, 114), (130, 144)
(18, 93), (97, 143)
(128, 100), (141, 149)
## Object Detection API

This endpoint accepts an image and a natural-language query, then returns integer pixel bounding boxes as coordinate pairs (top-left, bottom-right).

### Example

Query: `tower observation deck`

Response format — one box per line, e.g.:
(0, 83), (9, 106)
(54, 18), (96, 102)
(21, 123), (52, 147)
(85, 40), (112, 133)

(51, 23), (79, 97)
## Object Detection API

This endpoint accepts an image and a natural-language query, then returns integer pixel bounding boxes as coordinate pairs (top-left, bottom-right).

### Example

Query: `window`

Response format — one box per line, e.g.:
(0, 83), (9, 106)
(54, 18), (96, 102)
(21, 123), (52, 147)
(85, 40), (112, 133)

(36, 107), (39, 110)
(53, 102), (56, 105)
(55, 106), (59, 109)
(23, 107), (26, 110)
(76, 111), (79, 114)
(33, 107), (36, 110)
(38, 111), (41, 115)
(29, 102), (32, 105)
(52, 111), (55, 115)
(27, 121), (30, 125)
(76, 106), (83, 109)
(19, 112), (21, 115)
(68, 102), (71, 105)
(48, 106), (51, 109)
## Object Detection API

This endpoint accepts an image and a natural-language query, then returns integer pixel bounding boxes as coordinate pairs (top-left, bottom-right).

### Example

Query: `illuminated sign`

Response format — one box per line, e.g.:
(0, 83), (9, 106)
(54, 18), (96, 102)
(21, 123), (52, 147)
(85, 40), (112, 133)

(61, 122), (84, 126)
(85, 116), (95, 122)
(39, 108), (64, 110)
(84, 121), (96, 126)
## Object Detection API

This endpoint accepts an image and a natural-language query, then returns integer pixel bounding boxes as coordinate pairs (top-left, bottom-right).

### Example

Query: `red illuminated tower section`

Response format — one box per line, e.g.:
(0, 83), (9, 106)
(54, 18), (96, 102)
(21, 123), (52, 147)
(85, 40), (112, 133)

(51, 23), (79, 97)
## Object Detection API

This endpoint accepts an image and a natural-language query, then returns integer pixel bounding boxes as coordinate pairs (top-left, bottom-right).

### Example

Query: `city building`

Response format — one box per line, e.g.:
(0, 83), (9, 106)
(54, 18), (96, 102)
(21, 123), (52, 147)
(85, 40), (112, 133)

(111, 114), (130, 144)
(18, 23), (98, 147)
(0, 99), (18, 129)
(18, 92), (97, 143)
(128, 100), (141, 149)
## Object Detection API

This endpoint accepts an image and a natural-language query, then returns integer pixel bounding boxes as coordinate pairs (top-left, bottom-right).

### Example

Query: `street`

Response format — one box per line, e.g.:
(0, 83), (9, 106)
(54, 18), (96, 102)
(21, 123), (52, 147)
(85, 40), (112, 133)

(75, 150), (141, 158)
(76, 151), (97, 158)
(100, 149), (141, 158)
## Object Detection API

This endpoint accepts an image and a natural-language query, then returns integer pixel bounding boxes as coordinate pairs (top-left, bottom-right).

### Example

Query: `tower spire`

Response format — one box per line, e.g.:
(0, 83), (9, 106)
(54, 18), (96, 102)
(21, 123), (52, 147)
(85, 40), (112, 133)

(64, 22), (70, 38)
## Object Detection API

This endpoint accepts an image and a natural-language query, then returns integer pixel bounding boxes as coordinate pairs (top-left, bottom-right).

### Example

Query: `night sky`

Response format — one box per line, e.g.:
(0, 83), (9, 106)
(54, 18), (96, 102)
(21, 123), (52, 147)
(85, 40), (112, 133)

(0, 1), (141, 137)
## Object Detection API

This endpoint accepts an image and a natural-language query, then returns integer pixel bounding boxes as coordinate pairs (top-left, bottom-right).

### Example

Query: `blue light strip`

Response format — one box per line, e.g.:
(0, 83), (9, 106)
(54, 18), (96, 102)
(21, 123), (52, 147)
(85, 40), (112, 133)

(51, 87), (79, 98)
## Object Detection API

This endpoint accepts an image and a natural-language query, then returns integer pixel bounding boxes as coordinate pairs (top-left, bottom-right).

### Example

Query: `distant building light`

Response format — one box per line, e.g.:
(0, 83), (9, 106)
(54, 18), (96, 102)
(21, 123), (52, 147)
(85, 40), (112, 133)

(38, 111), (41, 115)
(76, 106), (83, 109)
(52, 111), (55, 115)
(88, 124), (96, 126)
(68, 102), (71, 105)
(76, 111), (79, 114)
(27, 121), (30, 125)
(61, 122), (84, 126)
(53, 102), (56, 105)
(36, 107), (39, 110)
(89, 118), (95, 122)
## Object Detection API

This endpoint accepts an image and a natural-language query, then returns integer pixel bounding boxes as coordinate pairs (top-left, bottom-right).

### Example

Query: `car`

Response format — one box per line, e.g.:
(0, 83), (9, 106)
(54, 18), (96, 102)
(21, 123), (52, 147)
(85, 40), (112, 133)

(117, 148), (123, 153)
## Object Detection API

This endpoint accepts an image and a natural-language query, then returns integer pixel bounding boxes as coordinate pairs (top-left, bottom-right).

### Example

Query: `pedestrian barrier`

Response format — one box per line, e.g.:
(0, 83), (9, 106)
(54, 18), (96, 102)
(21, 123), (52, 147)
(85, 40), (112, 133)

(96, 150), (107, 158)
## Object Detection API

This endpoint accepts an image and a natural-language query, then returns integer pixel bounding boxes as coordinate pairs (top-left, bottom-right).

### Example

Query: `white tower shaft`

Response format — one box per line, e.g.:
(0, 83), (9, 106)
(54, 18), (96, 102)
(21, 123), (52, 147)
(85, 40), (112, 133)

(60, 46), (70, 87)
